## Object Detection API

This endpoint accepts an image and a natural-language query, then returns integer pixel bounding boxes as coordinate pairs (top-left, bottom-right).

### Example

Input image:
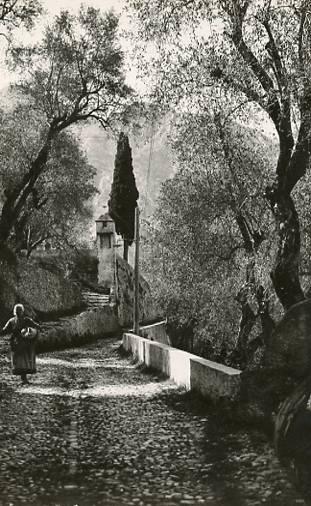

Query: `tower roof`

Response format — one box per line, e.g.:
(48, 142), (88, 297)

(96, 212), (114, 222)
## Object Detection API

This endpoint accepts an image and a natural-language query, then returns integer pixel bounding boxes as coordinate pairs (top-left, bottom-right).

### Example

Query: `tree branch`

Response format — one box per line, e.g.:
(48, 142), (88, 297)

(298, 6), (307, 70)
(223, 1), (282, 129)
(262, 18), (286, 93)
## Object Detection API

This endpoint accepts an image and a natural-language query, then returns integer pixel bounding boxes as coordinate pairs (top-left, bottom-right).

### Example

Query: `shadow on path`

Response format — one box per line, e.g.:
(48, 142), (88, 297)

(0, 337), (305, 506)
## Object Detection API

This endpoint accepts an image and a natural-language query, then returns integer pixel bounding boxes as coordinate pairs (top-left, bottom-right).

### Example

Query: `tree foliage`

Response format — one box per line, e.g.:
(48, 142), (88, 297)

(108, 131), (139, 260)
(129, 0), (311, 311)
(141, 113), (278, 362)
(0, 0), (41, 31)
(10, 7), (132, 128)
(0, 104), (97, 255)
(0, 6), (133, 250)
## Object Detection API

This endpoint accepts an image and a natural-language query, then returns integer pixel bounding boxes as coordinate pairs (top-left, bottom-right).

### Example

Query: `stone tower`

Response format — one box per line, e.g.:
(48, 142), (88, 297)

(95, 213), (116, 291)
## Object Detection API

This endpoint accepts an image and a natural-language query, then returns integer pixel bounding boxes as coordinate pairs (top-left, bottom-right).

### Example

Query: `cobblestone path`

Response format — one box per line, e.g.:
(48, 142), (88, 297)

(0, 337), (306, 506)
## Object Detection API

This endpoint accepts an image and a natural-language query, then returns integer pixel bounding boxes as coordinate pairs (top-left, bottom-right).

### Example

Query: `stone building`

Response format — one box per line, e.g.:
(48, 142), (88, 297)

(95, 213), (116, 291)
(95, 212), (161, 325)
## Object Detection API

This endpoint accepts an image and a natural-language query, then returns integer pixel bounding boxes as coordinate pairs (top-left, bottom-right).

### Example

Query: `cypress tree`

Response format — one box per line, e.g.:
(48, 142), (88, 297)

(108, 132), (139, 261)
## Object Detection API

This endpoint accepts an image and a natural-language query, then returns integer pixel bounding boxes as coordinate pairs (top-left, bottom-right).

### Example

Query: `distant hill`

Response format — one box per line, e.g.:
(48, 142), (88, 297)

(80, 121), (175, 222)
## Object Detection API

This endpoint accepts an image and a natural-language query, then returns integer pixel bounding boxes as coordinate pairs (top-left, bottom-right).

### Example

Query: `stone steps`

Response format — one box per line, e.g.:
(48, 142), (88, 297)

(37, 304), (119, 351)
(81, 290), (110, 308)
(36, 291), (111, 335)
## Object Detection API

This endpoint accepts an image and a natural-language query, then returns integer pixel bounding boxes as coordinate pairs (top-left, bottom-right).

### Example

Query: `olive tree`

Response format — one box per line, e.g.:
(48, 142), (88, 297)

(128, 0), (311, 311)
(0, 6), (133, 249)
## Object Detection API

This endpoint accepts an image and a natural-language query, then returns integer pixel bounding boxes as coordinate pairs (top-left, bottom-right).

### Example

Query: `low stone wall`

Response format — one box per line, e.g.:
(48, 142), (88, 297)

(18, 259), (83, 316)
(139, 321), (171, 346)
(37, 306), (120, 352)
(122, 333), (241, 401)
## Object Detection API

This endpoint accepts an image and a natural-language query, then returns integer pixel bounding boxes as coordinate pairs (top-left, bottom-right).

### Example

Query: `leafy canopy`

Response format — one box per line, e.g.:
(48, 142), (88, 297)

(0, 0), (42, 30)
(129, 0), (311, 310)
(141, 113), (277, 358)
(9, 6), (133, 131)
(0, 104), (97, 253)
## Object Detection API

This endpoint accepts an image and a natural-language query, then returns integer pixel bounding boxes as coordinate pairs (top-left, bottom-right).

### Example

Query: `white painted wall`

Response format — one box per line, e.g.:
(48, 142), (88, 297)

(122, 332), (241, 401)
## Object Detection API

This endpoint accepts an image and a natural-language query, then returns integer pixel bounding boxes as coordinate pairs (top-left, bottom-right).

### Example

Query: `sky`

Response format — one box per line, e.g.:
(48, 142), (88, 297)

(41, 0), (123, 14)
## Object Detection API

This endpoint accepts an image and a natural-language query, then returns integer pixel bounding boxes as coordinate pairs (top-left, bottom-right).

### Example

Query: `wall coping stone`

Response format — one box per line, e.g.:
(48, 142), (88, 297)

(140, 320), (167, 330)
(189, 354), (241, 376)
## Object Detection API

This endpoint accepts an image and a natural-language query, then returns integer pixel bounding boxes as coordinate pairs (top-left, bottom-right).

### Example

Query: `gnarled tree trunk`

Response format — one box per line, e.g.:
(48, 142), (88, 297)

(266, 188), (305, 310)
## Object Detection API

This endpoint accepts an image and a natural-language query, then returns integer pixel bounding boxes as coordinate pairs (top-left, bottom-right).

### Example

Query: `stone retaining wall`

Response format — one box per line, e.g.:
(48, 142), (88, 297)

(37, 306), (120, 352)
(122, 333), (241, 401)
(116, 255), (162, 327)
(0, 257), (83, 322)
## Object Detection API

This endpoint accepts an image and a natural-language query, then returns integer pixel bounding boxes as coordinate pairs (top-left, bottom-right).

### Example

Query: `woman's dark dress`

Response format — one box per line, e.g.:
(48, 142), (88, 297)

(2, 316), (39, 375)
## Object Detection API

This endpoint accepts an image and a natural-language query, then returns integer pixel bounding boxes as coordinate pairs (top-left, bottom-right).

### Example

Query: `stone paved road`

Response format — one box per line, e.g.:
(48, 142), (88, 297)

(0, 337), (306, 506)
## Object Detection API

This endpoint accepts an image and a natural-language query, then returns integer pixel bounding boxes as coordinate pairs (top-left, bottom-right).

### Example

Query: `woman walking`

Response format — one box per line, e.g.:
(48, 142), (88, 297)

(1, 304), (40, 385)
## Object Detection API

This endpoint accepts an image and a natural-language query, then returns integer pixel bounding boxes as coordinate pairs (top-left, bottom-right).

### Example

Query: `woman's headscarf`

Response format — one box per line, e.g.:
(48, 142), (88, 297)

(13, 304), (24, 316)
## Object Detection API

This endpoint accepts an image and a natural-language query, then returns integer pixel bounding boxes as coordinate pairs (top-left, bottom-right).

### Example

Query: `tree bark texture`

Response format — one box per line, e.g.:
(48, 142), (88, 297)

(256, 286), (275, 345)
(234, 299), (256, 367)
(266, 186), (305, 310)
